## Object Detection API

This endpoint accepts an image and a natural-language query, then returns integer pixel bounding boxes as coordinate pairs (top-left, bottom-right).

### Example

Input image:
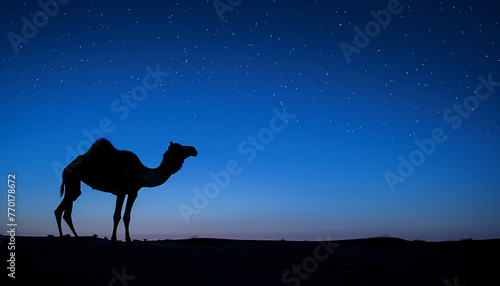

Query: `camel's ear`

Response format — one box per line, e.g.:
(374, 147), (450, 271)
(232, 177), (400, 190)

(170, 142), (173, 146)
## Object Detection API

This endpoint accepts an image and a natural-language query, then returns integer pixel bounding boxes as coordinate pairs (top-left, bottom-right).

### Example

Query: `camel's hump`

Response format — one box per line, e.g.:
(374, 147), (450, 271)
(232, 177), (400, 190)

(88, 138), (116, 154)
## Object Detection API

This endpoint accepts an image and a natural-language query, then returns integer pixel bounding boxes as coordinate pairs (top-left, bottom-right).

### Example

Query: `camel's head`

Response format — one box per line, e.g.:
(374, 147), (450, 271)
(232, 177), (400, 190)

(169, 142), (198, 159)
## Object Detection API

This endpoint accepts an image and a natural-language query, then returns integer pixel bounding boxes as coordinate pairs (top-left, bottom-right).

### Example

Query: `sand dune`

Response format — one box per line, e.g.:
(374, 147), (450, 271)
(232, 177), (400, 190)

(2, 236), (499, 285)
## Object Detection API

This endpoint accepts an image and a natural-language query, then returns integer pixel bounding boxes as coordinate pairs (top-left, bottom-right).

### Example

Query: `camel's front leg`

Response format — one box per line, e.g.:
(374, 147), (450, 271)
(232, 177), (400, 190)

(123, 192), (137, 245)
(111, 194), (125, 244)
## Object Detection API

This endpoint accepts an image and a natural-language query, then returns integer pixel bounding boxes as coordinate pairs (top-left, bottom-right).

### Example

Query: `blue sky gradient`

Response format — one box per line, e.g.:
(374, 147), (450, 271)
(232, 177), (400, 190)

(1, 0), (499, 241)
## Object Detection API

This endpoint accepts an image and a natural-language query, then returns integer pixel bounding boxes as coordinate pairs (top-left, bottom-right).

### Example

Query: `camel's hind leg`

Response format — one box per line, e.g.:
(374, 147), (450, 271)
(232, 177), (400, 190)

(54, 178), (82, 241)
(63, 199), (81, 241)
(55, 202), (64, 239)
(55, 197), (70, 239)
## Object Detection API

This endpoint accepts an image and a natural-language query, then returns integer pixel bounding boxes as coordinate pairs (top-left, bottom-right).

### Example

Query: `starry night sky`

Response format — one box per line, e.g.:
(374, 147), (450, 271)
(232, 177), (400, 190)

(1, 0), (499, 241)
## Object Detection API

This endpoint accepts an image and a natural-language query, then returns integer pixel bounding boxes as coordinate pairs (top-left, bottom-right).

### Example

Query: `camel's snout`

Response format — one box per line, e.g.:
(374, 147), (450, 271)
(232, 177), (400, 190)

(187, 146), (198, 157)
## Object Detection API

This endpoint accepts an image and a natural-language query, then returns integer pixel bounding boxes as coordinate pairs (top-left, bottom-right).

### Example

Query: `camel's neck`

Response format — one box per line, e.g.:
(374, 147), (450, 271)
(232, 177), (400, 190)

(141, 151), (184, 188)
(142, 166), (172, 188)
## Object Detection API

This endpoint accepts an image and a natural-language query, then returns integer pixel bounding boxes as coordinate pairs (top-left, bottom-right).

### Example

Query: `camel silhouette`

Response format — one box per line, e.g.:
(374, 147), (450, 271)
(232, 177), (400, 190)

(54, 138), (197, 244)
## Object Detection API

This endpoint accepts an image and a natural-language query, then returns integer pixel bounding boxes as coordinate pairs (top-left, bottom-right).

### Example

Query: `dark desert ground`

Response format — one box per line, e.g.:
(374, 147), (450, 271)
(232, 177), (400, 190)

(2, 235), (499, 285)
